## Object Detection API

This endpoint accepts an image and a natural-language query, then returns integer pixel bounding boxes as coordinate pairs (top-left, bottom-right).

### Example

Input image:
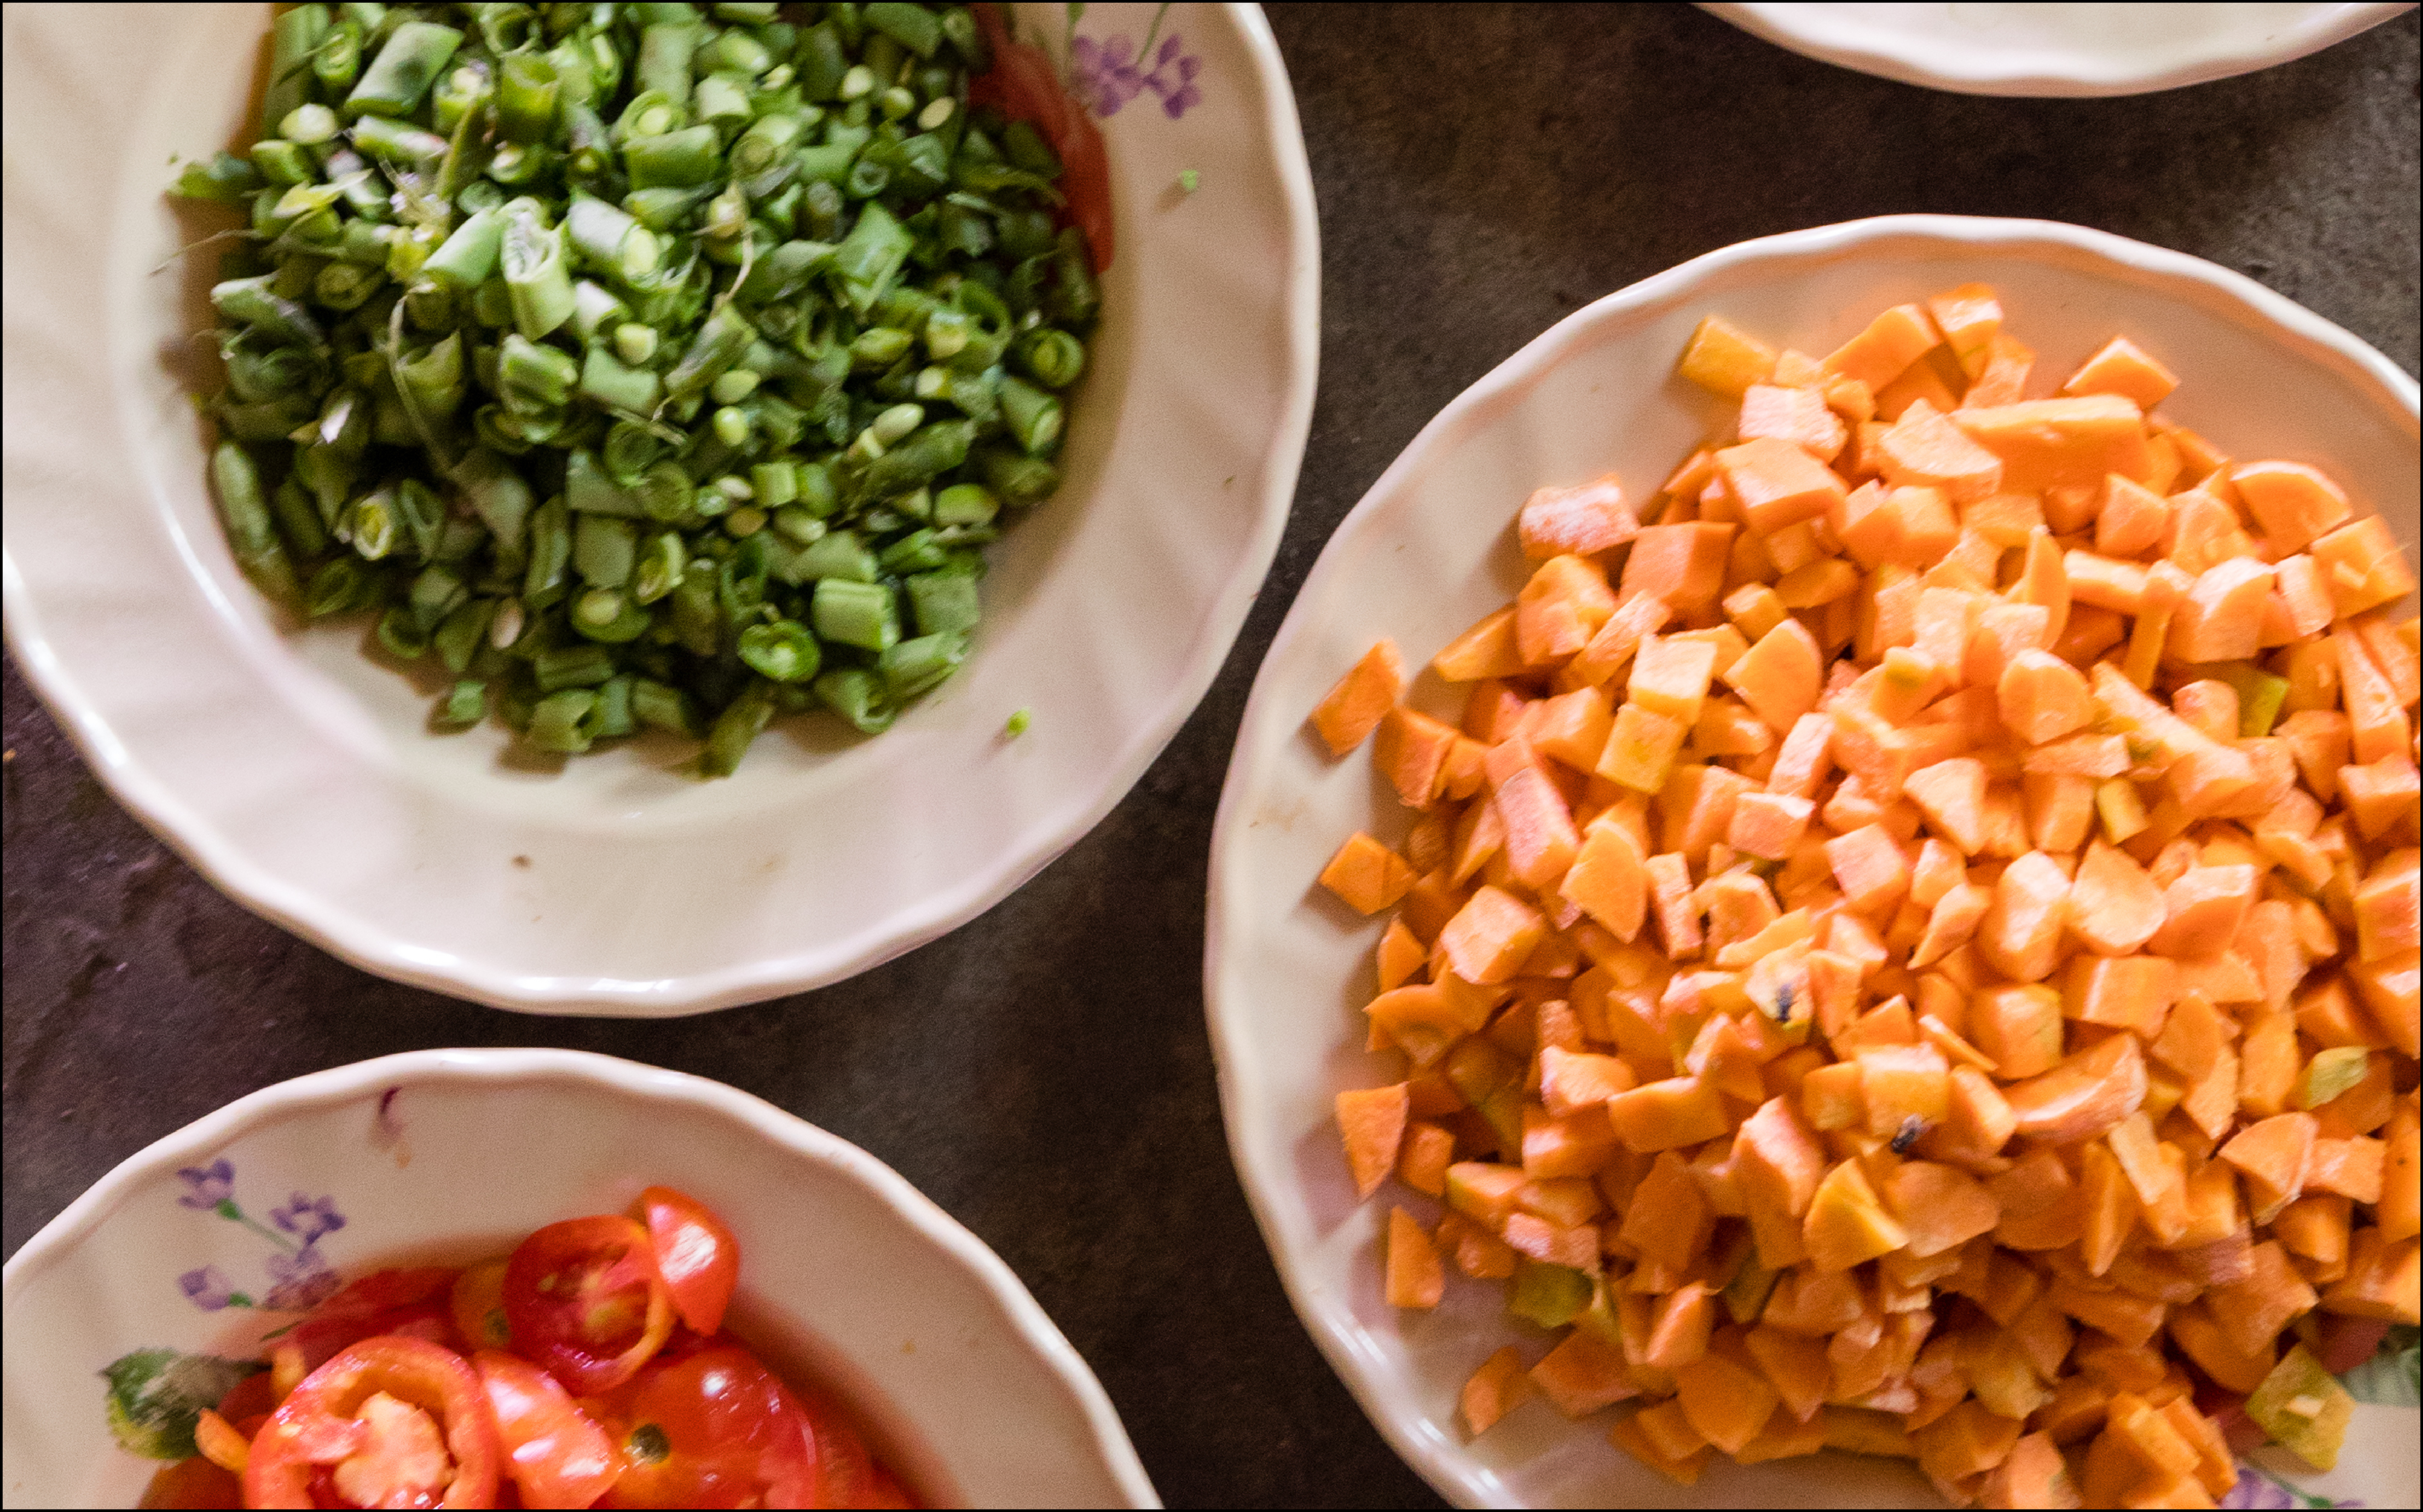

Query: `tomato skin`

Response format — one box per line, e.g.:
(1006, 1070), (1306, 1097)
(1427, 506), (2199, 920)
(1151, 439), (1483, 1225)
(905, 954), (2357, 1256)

(243, 1336), (501, 1510)
(586, 1346), (817, 1510)
(637, 1188), (739, 1338)
(473, 1350), (620, 1511)
(451, 1261), (514, 1354)
(967, 2), (1114, 270)
(293, 1268), (462, 1369)
(504, 1217), (676, 1395)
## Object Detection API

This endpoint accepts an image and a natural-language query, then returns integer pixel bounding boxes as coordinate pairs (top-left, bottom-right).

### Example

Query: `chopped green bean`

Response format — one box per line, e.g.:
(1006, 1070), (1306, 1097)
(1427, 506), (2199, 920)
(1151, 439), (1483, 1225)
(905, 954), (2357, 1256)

(181, 1), (1098, 770)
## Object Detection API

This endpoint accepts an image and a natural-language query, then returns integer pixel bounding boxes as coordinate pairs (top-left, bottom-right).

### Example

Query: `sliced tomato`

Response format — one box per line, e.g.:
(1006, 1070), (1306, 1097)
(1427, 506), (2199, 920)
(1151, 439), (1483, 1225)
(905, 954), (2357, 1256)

(474, 1349), (620, 1510)
(452, 1260), (515, 1353)
(788, 1383), (878, 1510)
(215, 1369), (284, 1423)
(243, 1335), (501, 1510)
(586, 1345), (817, 1509)
(293, 1266), (462, 1368)
(967, 2), (1113, 270)
(638, 1187), (741, 1337)
(503, 1217), (675, 1395)
(139, 1456), (242, 1509)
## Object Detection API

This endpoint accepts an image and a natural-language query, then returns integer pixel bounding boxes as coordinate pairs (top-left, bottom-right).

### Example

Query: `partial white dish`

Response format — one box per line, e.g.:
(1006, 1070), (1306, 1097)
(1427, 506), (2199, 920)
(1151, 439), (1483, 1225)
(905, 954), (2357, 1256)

(1700, 3), (2415, 97)
(1, 1048), (1159, 1508)
(1205, 215), (2419, 1508)
(0, 2), (1318, 1013)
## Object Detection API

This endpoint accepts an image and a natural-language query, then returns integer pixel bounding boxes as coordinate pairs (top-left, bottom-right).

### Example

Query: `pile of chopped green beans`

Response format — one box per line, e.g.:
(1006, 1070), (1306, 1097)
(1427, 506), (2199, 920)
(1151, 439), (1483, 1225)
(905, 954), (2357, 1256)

(178, 1), (1096, 774)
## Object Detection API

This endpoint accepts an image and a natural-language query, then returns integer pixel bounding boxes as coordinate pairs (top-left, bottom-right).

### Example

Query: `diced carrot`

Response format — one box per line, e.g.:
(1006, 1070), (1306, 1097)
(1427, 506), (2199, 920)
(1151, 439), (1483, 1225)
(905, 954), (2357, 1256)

(1981, 1430), (2082, 1509)
(2005, 1031), (2146, 1146)
(1374, 706), (1460, 808)
(1460, 1345), (1532, 1435)
(1826, 823), (1910, 917)
(1677, 314), (1778, 398)
(1384, 1206), (1444, 1308)
(1519, 474), (1639, 560)
(2062, 337), (2178, 411)
(1740, 383), (1850, 462)
(1953, 395), (2152, 493)
(1926, 285), (2002, 378)
(1883, 1161), (2003, 1257)
(1877, 400), (2005, 503)
(1997, 650), (2093, 747)
(1516, 554), (1618, 666)
(1397, 1121), (1455, 1197)
(2147, 864), (2258, 959)
(1605, 1077), (1730, 1152)
(2337, 629), (2413, 767)
(2323, 1227), (2420, 1322)
(1566, 591), (1673, 689)
(1311, 640), (1404, 757)
(2096, 473), (2172, 557)
(1803, 1158), (1909, 1272)
(1977, 850), (2071, 984)
(1642, 1280), (1718, 1369)
(1714, 437), (1852, 538)
(1529, 1328), (1639, 1419)
(1432, 606), (1527, 682)
(1337, 1084), (1413, 1199)
(1484, 738), (1582, 893)
(1961, 332), (2036, 410)
(1609, 1409), (1713, 1485)
(1320, 832), (1419, 915)
(1875, 350), (1964, 422)
(1824, 303), (1940, 392)
(1439, 885), (1548, 985)
(1618, 522), (1736, 615)
(2230, 460), (2350, 556)
(2308, 515), (2415, 618)
(2064, 955), (2177, 1041)
(1521, 686), (1614, 774)
(2168, 558), (2276, 664)
(1674, 1351), (1779, 1456)
(2340, 757), (2421, 844)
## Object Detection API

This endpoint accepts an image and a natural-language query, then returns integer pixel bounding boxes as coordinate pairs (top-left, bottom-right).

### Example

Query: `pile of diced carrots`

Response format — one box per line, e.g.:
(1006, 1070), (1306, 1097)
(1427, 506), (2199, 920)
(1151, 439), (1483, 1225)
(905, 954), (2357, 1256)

(1311, 286), (2419, 1508)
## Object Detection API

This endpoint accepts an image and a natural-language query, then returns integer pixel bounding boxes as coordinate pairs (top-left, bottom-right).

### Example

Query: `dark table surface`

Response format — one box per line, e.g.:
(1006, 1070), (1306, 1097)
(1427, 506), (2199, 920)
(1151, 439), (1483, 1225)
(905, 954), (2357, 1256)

(7, 5), (2419, 1506)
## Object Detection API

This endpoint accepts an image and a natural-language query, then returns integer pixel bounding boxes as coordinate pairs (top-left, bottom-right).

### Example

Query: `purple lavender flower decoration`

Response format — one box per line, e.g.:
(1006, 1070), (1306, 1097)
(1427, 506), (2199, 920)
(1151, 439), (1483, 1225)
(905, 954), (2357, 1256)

(1071, 33), (1147, 116)
(270, 1192), (346, 1246)
(179, 1265), (239, 1311)
(176, 1160), (235, 1210)
(2219, 1462), (2363, 1509)
(263, 1245), (340, 1311)
(1143, 34), (1201, 120)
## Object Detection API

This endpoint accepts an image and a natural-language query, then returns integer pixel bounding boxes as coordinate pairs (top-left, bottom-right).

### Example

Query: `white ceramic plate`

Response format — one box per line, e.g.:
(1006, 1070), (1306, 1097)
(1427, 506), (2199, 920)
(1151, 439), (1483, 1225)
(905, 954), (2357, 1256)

(1205, 215), (2419, 1508)
(1699, 2), (2416, 96)
(1, 1048), (1159, 1508)
(0, 2), (1317, 1014)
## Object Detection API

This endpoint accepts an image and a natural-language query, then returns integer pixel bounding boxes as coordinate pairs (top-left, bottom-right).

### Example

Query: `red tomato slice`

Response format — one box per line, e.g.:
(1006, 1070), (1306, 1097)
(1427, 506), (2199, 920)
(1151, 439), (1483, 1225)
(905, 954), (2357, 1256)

(451, 1260), (514, 1353)
(215, 1370), (283, 1423)
(788, 1384), (877, 1510)
(586, 1346), (817, 1510)
(292, 1267), (462, 1368)
(504, 1217), (676, 1395)
(638, 1187), (740, 1338)
(474, 1349), (620, 1510)
(243, 1336), (501, 1511)
(967, 2), (1114, 271)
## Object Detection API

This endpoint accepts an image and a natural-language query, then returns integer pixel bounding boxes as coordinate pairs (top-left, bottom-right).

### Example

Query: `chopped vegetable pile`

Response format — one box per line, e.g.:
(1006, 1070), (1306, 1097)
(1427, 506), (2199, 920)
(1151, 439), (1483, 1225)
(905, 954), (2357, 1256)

(1313, 288), (2420, 1507)
(177, 2), (1099, 774)
(134, 1187), (911, 1508)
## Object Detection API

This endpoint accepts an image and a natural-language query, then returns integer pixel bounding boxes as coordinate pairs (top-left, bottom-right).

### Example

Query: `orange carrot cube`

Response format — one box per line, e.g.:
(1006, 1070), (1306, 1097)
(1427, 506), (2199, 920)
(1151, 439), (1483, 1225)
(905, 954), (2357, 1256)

(1374, 706), (1460, 809)
(1605, 1077), (1731, 1152)
(1439, 885), (1548, 986)
(2232, 460), (2352, 555)
(2310, 515), (2417, 619)
(1618, 522), (1735, 615)
(1311, 639), (1404, 756)
(1677, 314), (1778, 398)
(1461, 1345), (1532, 1435)
(1518, 473), (1638, 560)
(1320, 832), (1419, 915)
(1723, 618), (1824, 734)
(1877, 399), (2006, 503)
(2096, 473), (2171, 557)
(1927, 284), (2003, 378)
(1953, 395), (2152, 493)
(1740, 383), (1849, 462)
(2062, 336), (2178, 411)
(1385, 1206), (1444, 1308)
(2169, 557), (2276, 663)
(1824, 303), (1940, 391)
(1516, 554), (1618, 666)
(1432, 606), (1527, 682)
(1825, 823), (1910, 916)
(1337, 1083), (1412, 1198)
(1485, 738), (1582, 893)
(1560, 816), (1648, 940)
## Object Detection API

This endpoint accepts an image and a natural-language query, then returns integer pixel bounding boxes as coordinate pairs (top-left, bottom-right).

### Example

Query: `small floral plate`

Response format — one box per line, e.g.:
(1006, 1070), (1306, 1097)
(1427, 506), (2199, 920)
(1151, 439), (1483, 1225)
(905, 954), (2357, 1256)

(1, 1049), (1158, 1507)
